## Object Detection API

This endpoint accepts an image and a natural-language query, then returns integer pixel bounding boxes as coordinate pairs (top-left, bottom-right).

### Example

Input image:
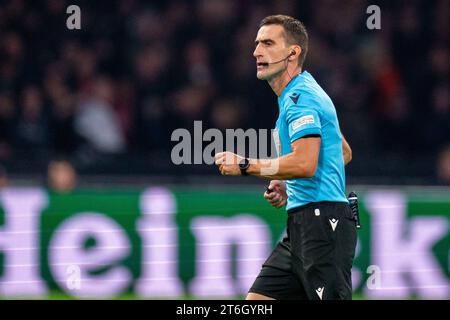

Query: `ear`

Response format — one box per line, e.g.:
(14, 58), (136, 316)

(288, 50), (296, 61)
(289, 46), (302, 61)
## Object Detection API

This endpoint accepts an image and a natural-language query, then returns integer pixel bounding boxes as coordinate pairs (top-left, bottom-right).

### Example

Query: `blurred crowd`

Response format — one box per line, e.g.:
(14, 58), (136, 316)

(0, 0), (448, 184)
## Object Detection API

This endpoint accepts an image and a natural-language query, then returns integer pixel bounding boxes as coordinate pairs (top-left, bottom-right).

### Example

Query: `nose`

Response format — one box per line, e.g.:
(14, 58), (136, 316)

(253, 44), (262, 59)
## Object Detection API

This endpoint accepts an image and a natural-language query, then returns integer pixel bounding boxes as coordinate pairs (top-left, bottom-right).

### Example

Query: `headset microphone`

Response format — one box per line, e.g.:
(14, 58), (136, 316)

(263, 51), (295, 65)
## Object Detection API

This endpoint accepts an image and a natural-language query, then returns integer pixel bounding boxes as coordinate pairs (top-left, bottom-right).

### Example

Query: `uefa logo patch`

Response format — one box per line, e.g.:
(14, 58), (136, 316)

(292, 115), (315, 131)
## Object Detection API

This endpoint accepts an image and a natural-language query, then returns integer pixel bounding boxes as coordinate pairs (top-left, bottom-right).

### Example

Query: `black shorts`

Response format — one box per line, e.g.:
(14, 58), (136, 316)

(249, 201), (357, 300)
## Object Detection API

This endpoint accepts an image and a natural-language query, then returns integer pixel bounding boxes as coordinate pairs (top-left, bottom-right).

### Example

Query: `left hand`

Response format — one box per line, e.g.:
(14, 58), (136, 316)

(214, 152), (244, 176)
(264, 180), (287, 208)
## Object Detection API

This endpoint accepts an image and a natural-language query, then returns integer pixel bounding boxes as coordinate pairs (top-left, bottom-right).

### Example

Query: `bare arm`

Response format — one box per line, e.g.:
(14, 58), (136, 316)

(246, 137), (321, 180)
(215, 135), (348, 179)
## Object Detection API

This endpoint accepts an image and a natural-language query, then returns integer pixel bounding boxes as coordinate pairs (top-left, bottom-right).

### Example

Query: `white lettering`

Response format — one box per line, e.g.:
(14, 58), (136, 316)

(49, 213), (132, 298)
(135, 188), (183, 296)
(366, 5), (381, 30)
(365, 191), (449, 298)
(66, 5), (81, 30)
(189, 215), (270, 296)
(0, 188), (48, 296)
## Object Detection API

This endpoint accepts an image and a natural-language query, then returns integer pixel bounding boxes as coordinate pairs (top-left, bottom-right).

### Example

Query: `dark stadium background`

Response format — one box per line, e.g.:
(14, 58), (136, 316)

(0, 0), (448, 184)
(0, 0), (448, 300)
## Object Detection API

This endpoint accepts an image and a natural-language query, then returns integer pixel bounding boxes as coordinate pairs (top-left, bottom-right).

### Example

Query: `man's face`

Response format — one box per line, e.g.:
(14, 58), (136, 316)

(253, 25), (291, 81)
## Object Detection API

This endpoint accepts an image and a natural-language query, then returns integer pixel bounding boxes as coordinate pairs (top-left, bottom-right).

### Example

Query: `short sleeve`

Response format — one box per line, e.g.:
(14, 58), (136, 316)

(286, 104), (322, 143)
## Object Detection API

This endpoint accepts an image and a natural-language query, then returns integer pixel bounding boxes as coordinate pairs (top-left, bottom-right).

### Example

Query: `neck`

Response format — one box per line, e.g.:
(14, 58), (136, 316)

(268, 66), (302, 97)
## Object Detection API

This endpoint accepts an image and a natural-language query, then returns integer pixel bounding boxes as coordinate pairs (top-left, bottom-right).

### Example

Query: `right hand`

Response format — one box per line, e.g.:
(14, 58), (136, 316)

(263, 180), (287, 209)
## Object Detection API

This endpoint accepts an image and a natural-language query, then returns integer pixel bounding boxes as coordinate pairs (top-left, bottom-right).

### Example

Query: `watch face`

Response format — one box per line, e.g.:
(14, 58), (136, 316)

(239, 158), (250, 170)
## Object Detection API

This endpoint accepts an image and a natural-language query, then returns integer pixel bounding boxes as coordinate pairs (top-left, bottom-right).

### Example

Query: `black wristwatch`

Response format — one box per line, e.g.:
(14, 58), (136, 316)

(239, 158), (250, 176)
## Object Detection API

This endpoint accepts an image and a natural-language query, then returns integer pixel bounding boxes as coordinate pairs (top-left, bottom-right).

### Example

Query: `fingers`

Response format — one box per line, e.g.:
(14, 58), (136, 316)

(271, 195), (285, 208)
(215, 152), (231, 165)
(215, 153), (225, 165)
(264, 191), (277, 200)
(266, 180), (280, 194)
(263, 188), (286, 208)
(269, 194), (282, 205)
(275, 198), (287, 208)
(268, 180), (282, 190)
(264, 192), (282, 204)
(215, 152), (240, 166)
(216, 153), (237, 176)
(268, 180), (278, 189)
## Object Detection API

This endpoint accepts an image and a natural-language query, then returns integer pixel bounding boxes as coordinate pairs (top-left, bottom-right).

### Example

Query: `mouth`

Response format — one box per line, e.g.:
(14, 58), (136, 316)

(256, 62), (269, 70)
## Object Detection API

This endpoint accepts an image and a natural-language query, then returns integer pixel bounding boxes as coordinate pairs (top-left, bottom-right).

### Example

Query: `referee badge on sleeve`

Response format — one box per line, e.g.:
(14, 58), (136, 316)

(292, 115), (315, 131)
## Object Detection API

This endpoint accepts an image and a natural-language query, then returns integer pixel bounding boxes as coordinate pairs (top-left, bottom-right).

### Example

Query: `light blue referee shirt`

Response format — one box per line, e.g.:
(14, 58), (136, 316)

(273, 70), (348, 210)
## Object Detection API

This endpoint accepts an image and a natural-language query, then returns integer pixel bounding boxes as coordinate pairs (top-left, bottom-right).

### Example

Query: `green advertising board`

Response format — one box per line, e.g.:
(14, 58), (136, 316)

(0, 186), (449, 299)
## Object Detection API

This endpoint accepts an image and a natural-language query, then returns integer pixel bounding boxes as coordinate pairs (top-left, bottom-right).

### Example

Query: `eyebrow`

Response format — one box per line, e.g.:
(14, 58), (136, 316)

(255, 39), (275, 46)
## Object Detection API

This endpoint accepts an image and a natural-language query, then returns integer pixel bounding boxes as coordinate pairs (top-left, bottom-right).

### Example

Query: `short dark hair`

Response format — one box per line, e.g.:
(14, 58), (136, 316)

(259, 15), (309, 68)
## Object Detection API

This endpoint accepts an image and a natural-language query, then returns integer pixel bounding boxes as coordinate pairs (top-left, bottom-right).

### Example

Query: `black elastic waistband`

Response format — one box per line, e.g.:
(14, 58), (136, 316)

(287, 201), (348, 214)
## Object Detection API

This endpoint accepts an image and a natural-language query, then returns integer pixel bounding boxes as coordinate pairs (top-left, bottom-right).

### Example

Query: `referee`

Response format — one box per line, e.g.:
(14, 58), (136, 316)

(214, 15), (356, 300)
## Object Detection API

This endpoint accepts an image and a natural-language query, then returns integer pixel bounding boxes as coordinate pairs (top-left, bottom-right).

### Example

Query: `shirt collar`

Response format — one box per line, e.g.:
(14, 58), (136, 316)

(278, 70), (308, 102)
